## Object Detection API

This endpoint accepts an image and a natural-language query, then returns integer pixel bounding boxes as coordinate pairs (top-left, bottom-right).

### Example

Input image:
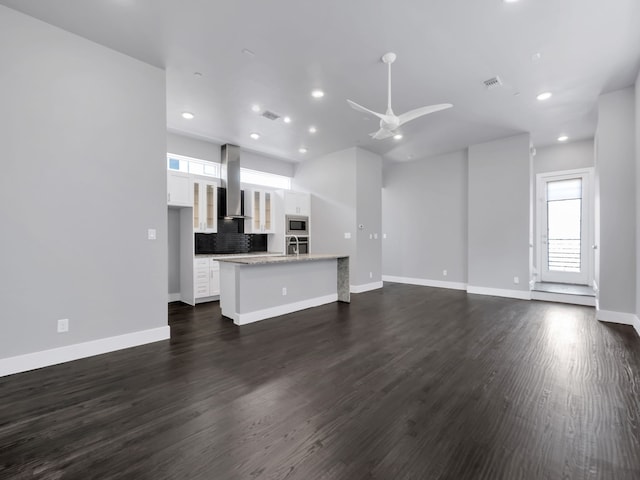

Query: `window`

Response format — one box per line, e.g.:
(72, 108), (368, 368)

(167, 153), (291, 190)
(167, 153), (219, 178)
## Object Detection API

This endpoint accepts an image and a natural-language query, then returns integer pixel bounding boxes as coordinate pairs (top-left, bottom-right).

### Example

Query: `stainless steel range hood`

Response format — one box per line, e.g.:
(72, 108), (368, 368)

(220, 144), (246, 219)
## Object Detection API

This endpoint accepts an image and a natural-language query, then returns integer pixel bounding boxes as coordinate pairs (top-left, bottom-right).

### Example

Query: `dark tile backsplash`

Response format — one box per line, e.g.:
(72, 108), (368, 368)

(195, 232), (268, 254)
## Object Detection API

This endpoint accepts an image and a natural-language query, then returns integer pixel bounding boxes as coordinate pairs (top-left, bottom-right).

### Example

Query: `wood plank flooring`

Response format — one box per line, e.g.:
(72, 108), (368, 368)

(1, 283), (640, 479)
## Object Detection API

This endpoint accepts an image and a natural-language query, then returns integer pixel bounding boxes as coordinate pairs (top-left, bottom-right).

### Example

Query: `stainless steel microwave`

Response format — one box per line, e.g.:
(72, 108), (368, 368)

(286, 215), (309, 235)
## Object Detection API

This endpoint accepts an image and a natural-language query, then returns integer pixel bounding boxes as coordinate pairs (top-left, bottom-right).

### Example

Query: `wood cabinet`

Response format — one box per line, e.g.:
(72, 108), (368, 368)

(194, 258), (220, 300)
(167, 171), (191, 206)
(284, 191), (310, 216)
(192, 179), (217, 233)
(245, 189), (275, 233)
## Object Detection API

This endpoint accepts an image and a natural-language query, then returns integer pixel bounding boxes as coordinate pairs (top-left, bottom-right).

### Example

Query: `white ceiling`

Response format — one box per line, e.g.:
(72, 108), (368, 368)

(3, 0), (640, 164)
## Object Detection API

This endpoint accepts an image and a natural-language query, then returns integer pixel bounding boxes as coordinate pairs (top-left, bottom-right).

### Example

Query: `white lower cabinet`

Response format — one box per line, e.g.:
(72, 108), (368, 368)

(194, 258), (220, 300)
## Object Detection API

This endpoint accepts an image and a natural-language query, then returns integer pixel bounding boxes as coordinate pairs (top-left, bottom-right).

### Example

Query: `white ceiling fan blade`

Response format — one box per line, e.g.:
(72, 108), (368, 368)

(347, 99), (387, 121)
(369, 128), (396, 140)
(398, 103), (453, 126)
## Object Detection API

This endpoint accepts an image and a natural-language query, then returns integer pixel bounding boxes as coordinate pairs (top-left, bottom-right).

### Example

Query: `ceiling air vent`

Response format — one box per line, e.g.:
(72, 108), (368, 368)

(262, 110), (280, 121)
(483, 76), (503, 90)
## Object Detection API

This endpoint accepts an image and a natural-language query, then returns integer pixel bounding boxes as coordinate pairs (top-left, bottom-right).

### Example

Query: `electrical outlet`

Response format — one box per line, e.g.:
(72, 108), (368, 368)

(147, 228), (156, 240)
(374, 233), (378, 239)
(57, 318), (69, 333)
(513, 276), (520, 284)
(369, 234), (373, 239)
(369, 271), (373, 279)
(282, 287), (287, 296)
(383, 233), (387, 239)
(344, 232), (351, 239)
(443, 270), (448, 277)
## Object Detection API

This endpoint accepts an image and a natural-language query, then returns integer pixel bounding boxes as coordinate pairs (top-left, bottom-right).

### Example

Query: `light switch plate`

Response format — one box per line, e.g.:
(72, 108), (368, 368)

(344, 232), (351, 239)
(148, 228), (157, 240)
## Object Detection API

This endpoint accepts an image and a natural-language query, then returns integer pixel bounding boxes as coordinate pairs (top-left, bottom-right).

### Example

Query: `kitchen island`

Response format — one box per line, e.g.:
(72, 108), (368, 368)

(217, 254), (350, 325)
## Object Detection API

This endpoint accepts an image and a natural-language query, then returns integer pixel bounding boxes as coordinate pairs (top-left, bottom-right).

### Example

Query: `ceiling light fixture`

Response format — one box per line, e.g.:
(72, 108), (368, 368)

(311, 89), (324, 99)
(299, 147), (308, 154)
(308, 126), (317, 133)
(503, 0), (520, 3)
(536, 92), (552, 101)
(250, 132), (260, 140)
(558, 135), (569, 142)
(283, 116), (291, 124)
(251, 104), (261, 112)
(393, 134), (403, 140)
(181, 112), (194, 120)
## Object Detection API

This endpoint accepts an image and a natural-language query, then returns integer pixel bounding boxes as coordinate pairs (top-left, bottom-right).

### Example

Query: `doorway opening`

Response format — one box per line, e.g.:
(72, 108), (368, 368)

(534, 168), (595, 303)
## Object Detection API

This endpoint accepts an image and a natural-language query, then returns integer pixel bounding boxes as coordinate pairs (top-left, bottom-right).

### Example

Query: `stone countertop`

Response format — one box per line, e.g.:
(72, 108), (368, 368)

(216, 254), (348, 265)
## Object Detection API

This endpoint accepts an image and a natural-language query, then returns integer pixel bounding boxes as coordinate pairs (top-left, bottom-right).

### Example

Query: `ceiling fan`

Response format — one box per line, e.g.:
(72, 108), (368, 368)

(347, 52), (453, 140)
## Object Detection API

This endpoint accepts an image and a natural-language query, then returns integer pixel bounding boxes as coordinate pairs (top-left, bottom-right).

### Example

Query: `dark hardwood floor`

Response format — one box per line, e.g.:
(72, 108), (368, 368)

(2, 283), (640, 479)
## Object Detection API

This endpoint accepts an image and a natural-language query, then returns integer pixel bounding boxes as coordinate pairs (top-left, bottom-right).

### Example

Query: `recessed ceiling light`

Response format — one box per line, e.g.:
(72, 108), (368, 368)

(393, 133), (403, 140)
(250, 132), (260, 140)
(558, 135), (569, 142)
(503, 0), (520, 3)
(308, 126), (317, 133)
(299, 147), (308, 154)
(283, 116), (291, 124)
(311, 89), (324, 99)
(251, 104), (261, 113)
(536, 92), (552, 101)
(181, 112), (194, 120)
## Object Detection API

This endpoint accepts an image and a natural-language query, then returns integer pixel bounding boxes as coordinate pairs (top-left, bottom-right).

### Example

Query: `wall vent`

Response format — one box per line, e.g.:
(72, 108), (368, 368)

(483, 76), (503, 90)
(262, 110), (280, 121)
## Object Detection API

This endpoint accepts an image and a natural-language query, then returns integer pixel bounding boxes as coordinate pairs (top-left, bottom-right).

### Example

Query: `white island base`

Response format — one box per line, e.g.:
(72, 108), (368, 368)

(218, 255), (350, 325)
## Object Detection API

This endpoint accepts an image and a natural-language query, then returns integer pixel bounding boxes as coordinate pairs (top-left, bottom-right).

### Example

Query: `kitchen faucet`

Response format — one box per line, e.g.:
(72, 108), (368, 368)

(289, 235), (300, 256)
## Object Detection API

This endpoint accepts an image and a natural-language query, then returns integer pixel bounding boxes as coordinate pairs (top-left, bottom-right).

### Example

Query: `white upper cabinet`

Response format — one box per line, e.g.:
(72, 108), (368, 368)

(284, 191), (310, 216)
(246, 189), (275, 233)
(193, 178), (217, 233)
(167, 171), (191, 206)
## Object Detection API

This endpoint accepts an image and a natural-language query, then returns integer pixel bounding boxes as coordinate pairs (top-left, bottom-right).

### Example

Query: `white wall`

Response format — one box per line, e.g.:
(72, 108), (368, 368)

(534, 139), (594, 174)
(595, 87), (636, 317)
(637, 72), (640, 325)
(293, 147), (383, 290)
(468, 134), (531, 294)
(382, 150), (468, 286)
(293, 147), (357, 263)
(0, 7), (168, 362)
(168, 208), (181, 296)
(355, 149), (383, 287)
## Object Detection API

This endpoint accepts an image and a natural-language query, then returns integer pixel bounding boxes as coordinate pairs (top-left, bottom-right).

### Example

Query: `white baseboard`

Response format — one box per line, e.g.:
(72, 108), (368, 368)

(467, 285), (531, 300)
(195, 295), (220, 304)
(168, 293), (181, 302)
(531, 291), (596, 307)
(350, 281), (384, 294)
(596, 309), (639, 332)
(0, 326), (170, 378)
(233, 294), (338, 326)
(382, 275), (467, 291)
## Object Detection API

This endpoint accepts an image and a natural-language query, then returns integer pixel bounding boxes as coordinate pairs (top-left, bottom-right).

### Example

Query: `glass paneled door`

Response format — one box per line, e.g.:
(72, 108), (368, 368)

(538, 171), (592, 285)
